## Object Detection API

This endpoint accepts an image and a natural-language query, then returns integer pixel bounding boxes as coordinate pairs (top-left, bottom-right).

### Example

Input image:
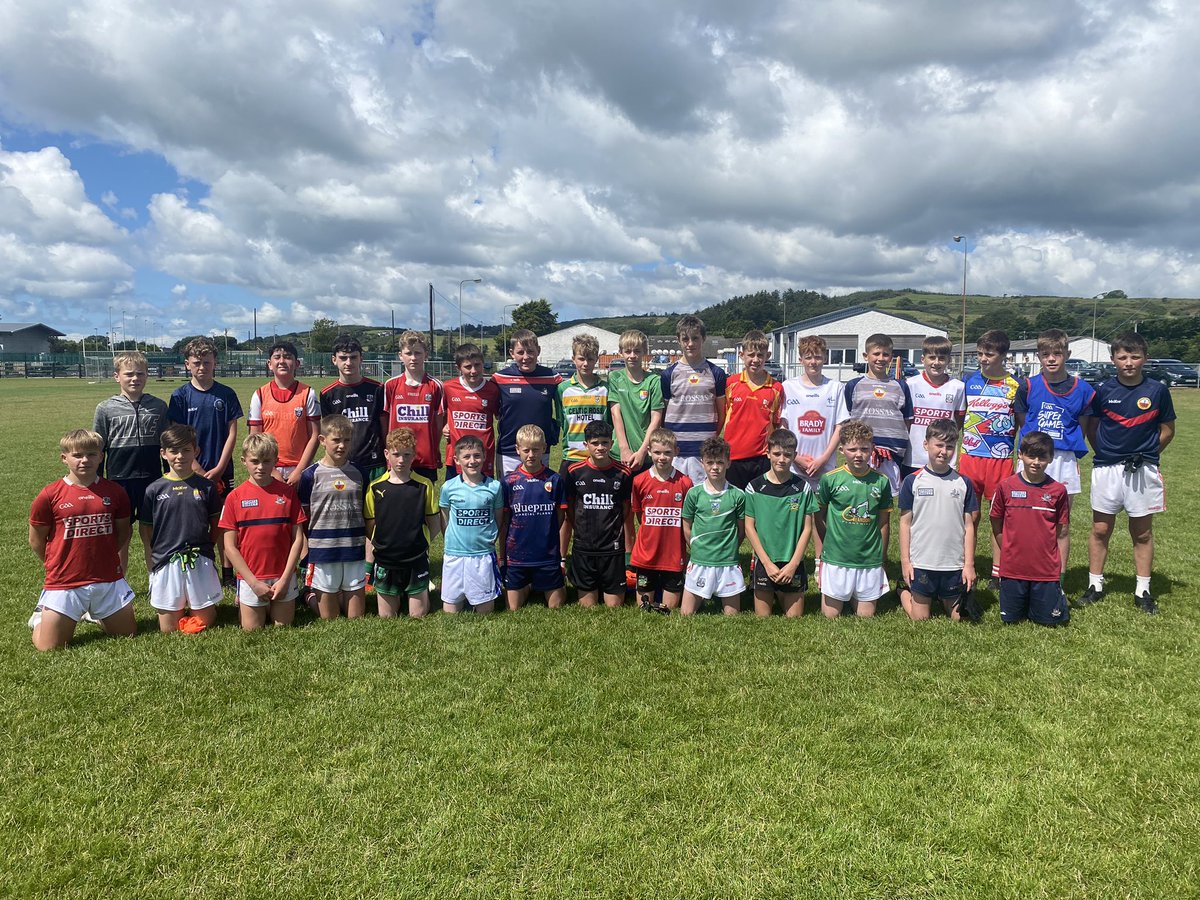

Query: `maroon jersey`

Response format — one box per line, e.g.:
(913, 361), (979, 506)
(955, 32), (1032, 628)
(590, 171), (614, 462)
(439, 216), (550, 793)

(630, 468), (692, 571)
(218, 479), (307, 580)
(441, 377), (500, 474)
(383, 373), (443, 470)
(990, 473), (1069, 582)
(30, 477), (130, 589)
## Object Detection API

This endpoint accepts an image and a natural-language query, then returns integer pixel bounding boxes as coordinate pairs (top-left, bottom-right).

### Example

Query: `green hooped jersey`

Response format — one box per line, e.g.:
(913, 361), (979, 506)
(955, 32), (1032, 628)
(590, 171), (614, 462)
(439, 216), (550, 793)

(557, 376), (611, 462)
(817, 466), (892, 569)
(744, 473), (818, 562)
(682, 482), (746, 566)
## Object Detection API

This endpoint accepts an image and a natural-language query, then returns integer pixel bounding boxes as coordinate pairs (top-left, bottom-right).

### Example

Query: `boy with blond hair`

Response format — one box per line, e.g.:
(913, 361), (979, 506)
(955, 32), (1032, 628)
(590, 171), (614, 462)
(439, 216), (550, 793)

(494, 328), (562, 476)
(724, 329), (783, 489)
(383, 330), (444, 484)
(558, 333), (611, 471)
(662, 315), (726, 484)
(441, 342), (500, 478)
(842, 333), (914, 495)
(500, 425), (568, 610)
(249, 340), (321, 485)
(440, 435), (505, 614)
(609, 329), (664, 475)
(630, 428), (692, 613)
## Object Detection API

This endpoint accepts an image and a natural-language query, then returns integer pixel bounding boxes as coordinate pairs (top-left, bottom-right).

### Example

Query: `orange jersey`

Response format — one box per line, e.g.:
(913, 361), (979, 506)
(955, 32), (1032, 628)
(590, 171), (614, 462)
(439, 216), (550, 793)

(248, 382), (320, 467)
(723, 372), (782, 460)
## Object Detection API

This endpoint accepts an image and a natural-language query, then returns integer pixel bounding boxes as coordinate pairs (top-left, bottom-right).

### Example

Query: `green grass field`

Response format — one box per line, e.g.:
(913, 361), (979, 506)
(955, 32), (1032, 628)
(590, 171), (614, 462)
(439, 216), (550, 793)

(1, 377), (1197, 898)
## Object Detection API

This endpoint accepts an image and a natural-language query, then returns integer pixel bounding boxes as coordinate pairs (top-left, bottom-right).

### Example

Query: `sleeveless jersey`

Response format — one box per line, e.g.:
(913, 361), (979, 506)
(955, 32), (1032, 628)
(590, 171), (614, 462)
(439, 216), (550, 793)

(249, 381), (320, 467)
(1015, 375), (1095, 457)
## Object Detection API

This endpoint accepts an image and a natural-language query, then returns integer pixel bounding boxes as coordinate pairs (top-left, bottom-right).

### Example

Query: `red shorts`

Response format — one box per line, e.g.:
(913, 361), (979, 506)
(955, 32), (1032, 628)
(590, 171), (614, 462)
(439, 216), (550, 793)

(959, 454), (1013, 503)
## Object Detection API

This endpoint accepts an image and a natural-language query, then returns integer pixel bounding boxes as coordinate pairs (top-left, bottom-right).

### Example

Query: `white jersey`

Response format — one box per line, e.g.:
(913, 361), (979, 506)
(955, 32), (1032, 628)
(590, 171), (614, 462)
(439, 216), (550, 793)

(904, 373), (966, 468)
(781, 375), (848, 478)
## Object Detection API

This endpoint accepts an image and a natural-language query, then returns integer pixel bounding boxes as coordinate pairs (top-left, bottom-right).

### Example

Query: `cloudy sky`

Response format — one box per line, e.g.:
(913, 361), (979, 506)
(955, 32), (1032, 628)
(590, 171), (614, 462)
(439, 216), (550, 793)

(1, 0), (1197, 343)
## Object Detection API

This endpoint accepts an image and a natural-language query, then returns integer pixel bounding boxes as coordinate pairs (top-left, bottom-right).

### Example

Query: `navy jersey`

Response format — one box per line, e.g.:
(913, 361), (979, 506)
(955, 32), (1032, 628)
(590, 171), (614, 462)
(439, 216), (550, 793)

(493, 364), (562, 455)
(1089, 377), (1175, 466)
(503, 465), (567, 566)
(566, 459), (632, 554)
(168, 381), (243, 484)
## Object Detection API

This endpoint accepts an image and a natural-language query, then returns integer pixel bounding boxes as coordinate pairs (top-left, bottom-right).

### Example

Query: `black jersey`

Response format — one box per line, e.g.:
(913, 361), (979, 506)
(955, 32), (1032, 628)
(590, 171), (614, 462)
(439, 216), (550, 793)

(566, 459), (632, 554)
(140, 473), (223, 571)
(363, 472), (438, 567)
(320, 379), (386, 469)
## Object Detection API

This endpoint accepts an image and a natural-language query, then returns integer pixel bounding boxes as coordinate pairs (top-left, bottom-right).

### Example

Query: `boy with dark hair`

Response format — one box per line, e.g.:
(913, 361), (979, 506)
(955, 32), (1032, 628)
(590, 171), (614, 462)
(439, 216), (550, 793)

(501, 425), (568, 610)
(442, 342), (500, 478)
(662, 314), (726, 484)
(724, 330), (783, 489)
(990, 431), (1071, 626)
(744, 429), (816, 617)
(680, 436), (746, 616)
(494, 329), (562, 476)
(249, 340), (321, 485)
(903, 335), (966, 480)
(1080, 332), (1175, 614)
(440, 435), (505, 614)
(384, 330), (444, 483)
(565, 420), (633, 608)
(140, 424), (224, 633)
(842, 332), (914, 495)
(609, 329), (664, 475)
(630, 428), (692, 613)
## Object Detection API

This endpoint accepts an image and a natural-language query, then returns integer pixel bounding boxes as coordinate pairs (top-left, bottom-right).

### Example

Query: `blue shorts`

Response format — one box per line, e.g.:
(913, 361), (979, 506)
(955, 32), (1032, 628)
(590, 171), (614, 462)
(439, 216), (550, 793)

(910, 568), (964, 602)
(504, 562), (564, 593)
(1000, 579), (1070, 626)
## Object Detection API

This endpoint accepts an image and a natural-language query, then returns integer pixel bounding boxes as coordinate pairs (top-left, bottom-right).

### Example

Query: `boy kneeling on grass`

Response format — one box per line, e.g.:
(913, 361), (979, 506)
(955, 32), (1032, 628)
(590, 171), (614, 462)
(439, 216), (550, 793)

(500, 425), (568, 611)
(440, 435), (505, 615)
(680, 437), (746, 616)
(219, 434), (307, 631)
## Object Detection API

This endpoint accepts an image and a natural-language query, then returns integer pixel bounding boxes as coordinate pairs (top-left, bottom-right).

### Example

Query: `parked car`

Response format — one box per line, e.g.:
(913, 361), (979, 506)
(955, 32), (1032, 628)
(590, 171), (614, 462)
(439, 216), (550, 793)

(1146, 359), (1199, 387)
(553, 358), (575, 377)
(607, 358), (626, 371)
(764, 362), (783, 380)
(1077, 362), (1115, 385)
(1065, 358), (1089, 375)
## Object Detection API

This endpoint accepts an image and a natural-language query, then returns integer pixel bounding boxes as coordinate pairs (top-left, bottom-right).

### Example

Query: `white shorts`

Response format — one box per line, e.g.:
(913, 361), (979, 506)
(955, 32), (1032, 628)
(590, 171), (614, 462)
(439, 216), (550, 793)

(442, 553), (502, 606)
(820, 562), (888, 603)
(236, 576), (299, 607)
(672, 456), (707, 485)
(39, 579), (135, 622)
(275, 465), (296, 481)
(874, 456), (901, 495)
(684, 562), (746, 599)
(306, 560), (367, 593)
(1090, 462), (1166, 517)
(1018, 449), (1082, 495)
(149, 555), (223, 612)
(499, 452), (550, 476)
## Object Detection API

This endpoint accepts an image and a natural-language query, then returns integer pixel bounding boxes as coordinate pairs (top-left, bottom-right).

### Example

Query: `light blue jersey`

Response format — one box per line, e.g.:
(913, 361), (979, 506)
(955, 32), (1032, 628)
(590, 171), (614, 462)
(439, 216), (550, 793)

(439, 476), (504, 556)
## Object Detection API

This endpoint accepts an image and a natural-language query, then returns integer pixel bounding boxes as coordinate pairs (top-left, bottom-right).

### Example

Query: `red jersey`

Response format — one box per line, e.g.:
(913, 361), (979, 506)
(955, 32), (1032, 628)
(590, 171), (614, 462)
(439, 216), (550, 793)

(30, 477), (130, 589)
(441, 376), (500, 473)
(630, 468), (693, 571)
(218, 479), (307, 580)
(989, 473), (1069, 582)
(384, 374), (443, 470)
(724, 372), (783, 460)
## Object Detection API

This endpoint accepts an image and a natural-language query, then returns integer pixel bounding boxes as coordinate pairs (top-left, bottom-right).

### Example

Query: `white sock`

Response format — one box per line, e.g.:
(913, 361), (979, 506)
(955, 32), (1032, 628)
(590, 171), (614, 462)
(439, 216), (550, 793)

(1135, 575), (1151, 596)
(1088, 573), (1104, 591)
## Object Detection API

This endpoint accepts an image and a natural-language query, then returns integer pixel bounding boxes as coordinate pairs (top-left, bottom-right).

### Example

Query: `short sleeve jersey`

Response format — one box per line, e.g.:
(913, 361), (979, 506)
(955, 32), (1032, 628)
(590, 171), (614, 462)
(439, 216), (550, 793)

(319, 379), (386, 470)
(565, 459), (632, 553)
(494, 364), (563, 455)
(140, 473), (223, 571)
(441, 377), (500, 473)
(905, 374), (966, 468)
(218, 479), (306, 580)
(723, 373), (783, 460)
(1015, 375), (1095, 458)
(745, 473), (818, 563)
(780, 375), (849, 476)
(607, 368), (664, 460)
(383, 374), (444, 471)
(297, 462), (366, 564)
(1088, 377), (1175, 466)
(363, 472), (438, 568)
(502, 465), (567, 567)
(30, 477), (130, 589)
(897, 467), (978, 571)
(248, 381), (321, 468)
(440, 476), (504, 557)
(989, 473), (1069, 582)
(630, 468), (693, 572)
(961, 371), (1019, 460)
(93, 394), (169, 481)
(843, 375), (914, 459)
(168, 381), (244, 484)
(817, 466), (892, 570)
(557, 376), (611, 463)
(681, 482), (746, 567)
(661, 360), (727, 459)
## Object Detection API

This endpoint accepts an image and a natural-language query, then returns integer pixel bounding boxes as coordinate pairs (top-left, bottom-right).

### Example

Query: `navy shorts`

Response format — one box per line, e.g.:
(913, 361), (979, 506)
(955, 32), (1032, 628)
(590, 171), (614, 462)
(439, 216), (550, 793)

(910, 568), (964, 602)
(117, 477), (153, 521)
(750, 558), (807, 593)
(634, 567), (684, 596)
(504, 562), (565, 593)
(1000, 579), (1070, 626)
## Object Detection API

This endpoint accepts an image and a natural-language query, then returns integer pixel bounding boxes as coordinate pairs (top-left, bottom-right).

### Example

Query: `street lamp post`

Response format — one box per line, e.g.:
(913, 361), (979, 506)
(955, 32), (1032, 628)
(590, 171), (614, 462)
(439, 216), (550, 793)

(953, 236), (968, 374)
(1091, 292), (1107, 362)
(459, 278), (483, 347)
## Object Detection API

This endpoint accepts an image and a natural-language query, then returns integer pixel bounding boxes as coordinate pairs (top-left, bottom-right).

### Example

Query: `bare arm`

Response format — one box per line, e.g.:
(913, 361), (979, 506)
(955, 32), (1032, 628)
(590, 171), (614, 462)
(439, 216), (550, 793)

(744, 514), (775, 572)
(713, 394), (726, 435)
(1084, 416), (1099, 451)
(29, 523), (49, 561)
(288, 419), (321, 486)
(610, 402), (633, 462)
(1159, 421), (1175, 452)
(270, 525), (307, 601)
(496, 508), (508, 561)
(962, 513), (977, 588)
(222, 529), (270, 598)
(682, 517), (693, 547)
(207, 420), (239, 485)
(878, 512), (890, 568)
(623, 501), (635, 554)
(811, 422), (842, 475)
(425, 512), (442, 541)
(898, 510), (914, 586)
(139, 522), (154, 573)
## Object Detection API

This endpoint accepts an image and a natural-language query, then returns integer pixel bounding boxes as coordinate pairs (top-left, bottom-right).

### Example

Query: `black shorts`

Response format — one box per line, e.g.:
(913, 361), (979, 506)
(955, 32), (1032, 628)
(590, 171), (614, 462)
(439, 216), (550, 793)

(569, 550), (626, 594)
(750, 557), (807, 593)
(633, 567), (684, 596)
(116, 477), (153, 521)
(413, 466), (439, 485)
(910, 568), (964, 602)
(1000, 579), (1070, 626)
(372, 555), (431, 598)
(727, 456), (770, 490)
(504, 562), (565, 593)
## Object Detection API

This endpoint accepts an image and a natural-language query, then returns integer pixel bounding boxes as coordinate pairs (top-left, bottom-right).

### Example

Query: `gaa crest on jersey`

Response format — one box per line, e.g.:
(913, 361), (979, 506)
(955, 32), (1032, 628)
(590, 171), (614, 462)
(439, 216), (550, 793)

(214, 399), (225, 412)
(688, 374), (700, 385)
(872, 387), (886, 399)
(333, 478), (347, 492)
(543, 481), (554, 493)
(638, 390), (648, 399)
(294, 407), (303, 418)
(674, 492), (682, 501)
(709, 499), (722, 513)
(102, 496), (112, 506)
(1042, 493), (1053, 503)
(275, 496), (286, 505)
(1137, 396), (1152, 410)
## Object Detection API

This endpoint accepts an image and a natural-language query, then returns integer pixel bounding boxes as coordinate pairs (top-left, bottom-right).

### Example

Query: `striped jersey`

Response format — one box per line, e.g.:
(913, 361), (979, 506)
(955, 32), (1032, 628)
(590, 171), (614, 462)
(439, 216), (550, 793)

(661, 360), (727, 459)
(843, 375), (914, 460)
(494, 364), (562, 455)
(297, 461), (366, 563)
(557, 375), (611, 462)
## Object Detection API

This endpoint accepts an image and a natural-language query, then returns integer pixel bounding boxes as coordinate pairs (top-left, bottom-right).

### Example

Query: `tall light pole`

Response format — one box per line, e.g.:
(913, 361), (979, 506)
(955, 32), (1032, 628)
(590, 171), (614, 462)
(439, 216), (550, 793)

(953, 236), (968, 374)
(1091, 291), (1107, 362)
(459, 278), (482, 347)
(107, 304), (114, 355)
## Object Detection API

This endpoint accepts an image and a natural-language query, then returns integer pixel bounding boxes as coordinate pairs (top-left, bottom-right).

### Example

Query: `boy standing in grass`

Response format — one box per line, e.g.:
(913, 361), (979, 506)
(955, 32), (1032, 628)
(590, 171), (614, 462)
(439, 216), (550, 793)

(608, 329), (664, 476)
(1080, 332), (1175, 614)
(440, 435), (505, 614)
(249, 341), (321, 486)
(442, 342), (500, 479)
(662, 314), (726, 485)
(384, 330), (444, 484)
(680, 437), (746, 616)
(565, 421), (633, 609)
(29, 429), (136, 651)
(745, 429), (817, 618)
(298, 415), (367, 620)
(817, 421), (892, 619)
(782, 335), (847, 491)
(139, 425), (224, 633)
(842, 332), (914, 495)
(501, 425), (568, 610)
(723, 330), (783, 489)
(364, 427), (441, 618)
(494, 329), (562, 476)
(990, 432), (1071, 626)
(630, 428), (692, 613)
(219, 434), (307, 630)
(897, 419), (978, 622)
(903, 335), (966, 481)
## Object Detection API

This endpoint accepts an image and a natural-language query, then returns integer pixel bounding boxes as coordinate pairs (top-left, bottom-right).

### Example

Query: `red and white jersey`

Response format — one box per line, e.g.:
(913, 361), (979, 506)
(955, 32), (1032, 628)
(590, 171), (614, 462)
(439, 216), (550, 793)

(30, 477), (130, 589)
(383, 373), (444, 470)
(218, 478), (307, 580)
(441, 377), (500, 474)
(630, 468), (692, 571)
(904, 373), (966, 468)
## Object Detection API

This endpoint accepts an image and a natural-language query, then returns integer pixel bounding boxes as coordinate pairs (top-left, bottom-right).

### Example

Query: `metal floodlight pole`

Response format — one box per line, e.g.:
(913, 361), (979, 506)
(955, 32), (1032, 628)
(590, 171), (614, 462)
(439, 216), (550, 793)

(428, 283), (435, 360)
(1091, 292), (1106, 362)
(954, 236), (968, 373)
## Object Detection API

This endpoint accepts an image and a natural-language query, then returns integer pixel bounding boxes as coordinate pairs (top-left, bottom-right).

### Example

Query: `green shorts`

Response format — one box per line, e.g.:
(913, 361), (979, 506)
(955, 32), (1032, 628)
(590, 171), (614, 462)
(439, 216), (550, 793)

(372, 556), (430, 598)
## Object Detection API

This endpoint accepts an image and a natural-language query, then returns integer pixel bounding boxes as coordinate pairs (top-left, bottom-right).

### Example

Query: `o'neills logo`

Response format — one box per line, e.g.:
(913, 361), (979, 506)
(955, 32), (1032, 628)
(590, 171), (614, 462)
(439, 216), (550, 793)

(794, 410), (826, 435)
